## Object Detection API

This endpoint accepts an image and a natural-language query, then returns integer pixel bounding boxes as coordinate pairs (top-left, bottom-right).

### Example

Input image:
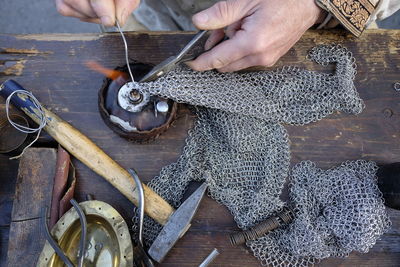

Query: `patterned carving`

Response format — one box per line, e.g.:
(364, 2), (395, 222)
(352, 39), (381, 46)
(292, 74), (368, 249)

(332, 0), (370, 30)
(316, 0), (379, 36)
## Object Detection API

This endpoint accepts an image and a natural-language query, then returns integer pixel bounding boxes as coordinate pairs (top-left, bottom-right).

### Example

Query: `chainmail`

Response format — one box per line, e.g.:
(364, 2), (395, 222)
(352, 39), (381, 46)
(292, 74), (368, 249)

(249, 160), (391, 266)
(130, 45), (390, 266)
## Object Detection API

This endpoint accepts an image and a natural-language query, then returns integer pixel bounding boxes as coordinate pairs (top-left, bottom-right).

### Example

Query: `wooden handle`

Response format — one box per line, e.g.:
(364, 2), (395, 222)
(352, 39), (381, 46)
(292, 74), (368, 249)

(0, 80), (174, 225)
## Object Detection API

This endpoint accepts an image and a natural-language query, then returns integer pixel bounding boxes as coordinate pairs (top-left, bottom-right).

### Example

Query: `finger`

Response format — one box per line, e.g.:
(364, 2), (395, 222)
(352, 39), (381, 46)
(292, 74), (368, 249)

(80, 18), (102, 24)
(192, 0), (257, 30)
(89, 0), (116, 26)
(218, 52), (281, 73)
(63, 0), (97, 18)
(187, 32), (249, 71)
(56, 0), (90, 19)
(115, 0), (140, 26)
(217, 54), (260, 72)
(225, 20), (242, 38)
(205, 29), (225, 50)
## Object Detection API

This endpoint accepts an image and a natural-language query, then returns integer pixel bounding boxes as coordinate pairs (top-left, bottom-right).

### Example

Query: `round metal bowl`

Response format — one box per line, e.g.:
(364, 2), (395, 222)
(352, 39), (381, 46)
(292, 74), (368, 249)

(37, 200), (133, 267)
(98, 63), (178, 142)
(0, 114), (29, 156)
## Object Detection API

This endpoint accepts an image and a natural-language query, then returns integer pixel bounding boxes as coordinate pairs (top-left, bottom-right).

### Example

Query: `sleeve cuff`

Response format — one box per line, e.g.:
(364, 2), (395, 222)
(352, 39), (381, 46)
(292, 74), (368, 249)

(315, 0), (381, 37)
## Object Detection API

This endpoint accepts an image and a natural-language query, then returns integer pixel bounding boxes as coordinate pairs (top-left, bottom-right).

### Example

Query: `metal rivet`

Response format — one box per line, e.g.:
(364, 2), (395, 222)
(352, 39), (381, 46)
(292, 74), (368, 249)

(383, 108), (393, 118)
(156, 101), (169, 113)
(95, 243), (103, 251)
(128, 89), (143, 104)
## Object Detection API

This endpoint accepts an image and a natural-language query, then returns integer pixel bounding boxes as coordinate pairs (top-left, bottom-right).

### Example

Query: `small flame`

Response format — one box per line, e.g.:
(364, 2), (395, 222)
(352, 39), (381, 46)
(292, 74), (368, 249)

(85, 60), (126, 80)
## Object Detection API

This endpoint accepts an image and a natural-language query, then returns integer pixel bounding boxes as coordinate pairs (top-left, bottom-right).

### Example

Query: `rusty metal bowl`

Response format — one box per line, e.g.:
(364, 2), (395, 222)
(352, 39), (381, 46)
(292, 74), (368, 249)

(37, 200), (133, 267)
(98, 63), (178, 142)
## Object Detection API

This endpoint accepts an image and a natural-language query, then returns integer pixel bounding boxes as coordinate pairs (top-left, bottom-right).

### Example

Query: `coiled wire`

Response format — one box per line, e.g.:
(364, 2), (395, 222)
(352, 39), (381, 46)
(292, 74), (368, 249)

(5, 90), (47, 159)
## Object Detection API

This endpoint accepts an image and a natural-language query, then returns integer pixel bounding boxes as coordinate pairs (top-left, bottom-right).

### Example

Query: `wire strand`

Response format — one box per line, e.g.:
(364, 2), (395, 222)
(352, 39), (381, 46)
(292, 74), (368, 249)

(116, 20), (135, 83)
(5, 90), (47, 160)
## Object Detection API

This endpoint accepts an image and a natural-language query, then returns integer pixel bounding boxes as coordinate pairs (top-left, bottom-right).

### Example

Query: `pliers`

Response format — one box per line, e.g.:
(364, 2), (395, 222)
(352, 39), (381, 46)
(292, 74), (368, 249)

(139, 30), (208, 83)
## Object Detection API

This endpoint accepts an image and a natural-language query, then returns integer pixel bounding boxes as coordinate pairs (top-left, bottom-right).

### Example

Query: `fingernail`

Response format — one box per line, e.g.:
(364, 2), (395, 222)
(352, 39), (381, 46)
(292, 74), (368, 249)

(194, 13), (208, 24)
(185, 61), (204, 72)
(101, 16), (113, 26)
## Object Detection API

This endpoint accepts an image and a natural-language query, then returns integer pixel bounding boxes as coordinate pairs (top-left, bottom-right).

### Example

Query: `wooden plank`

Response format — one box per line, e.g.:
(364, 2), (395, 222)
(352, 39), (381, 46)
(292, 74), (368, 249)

(0, 154), (19, 267)
(0, 30), (399, 266)
(6, 148), (56, 267)
(0, 226), (10, 267)
(0, 155), (19, 226)
(7, 221), (47, 267)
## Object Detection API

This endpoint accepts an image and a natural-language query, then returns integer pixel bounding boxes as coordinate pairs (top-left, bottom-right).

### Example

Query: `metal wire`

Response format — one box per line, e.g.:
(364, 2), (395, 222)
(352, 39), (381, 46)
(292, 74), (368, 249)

(70, 199), (87, 267)
(42, 207), (74, 267)
(199, 248), (219, 267)
(129, 169), (144, 245)
(5, 89), (47, 159)
(42, 200), (88, 267)
(116, 20), (135, 83)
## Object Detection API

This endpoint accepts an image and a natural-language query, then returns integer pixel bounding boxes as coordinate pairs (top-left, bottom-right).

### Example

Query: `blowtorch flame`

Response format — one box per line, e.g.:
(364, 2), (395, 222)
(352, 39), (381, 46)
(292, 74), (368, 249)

(85, 61), (126, 80)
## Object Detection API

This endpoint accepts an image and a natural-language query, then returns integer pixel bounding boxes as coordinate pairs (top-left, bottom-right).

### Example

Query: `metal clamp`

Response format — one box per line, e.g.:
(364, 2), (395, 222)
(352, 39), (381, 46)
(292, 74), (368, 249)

(128, 169), (155, 267)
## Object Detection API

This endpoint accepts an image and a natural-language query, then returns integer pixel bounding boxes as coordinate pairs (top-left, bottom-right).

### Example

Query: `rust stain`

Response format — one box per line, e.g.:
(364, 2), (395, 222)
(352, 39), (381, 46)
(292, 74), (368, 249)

(1, 48), (41, 54)
(16, 33), (103, 41)
(1, 59), (26, 76)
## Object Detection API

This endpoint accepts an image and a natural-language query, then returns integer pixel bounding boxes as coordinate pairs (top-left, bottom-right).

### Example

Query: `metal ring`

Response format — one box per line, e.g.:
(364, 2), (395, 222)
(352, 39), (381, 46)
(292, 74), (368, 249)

(394, 82), (400, 91)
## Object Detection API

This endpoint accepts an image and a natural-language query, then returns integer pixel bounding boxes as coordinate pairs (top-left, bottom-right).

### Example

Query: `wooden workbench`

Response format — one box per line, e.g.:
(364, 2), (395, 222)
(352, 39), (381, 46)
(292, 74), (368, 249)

(0, 30), (399, 266)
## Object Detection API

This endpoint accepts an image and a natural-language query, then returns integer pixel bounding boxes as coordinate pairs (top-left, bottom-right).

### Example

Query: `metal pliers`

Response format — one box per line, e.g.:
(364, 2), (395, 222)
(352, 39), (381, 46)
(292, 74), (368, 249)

(139, 30), (208, 83)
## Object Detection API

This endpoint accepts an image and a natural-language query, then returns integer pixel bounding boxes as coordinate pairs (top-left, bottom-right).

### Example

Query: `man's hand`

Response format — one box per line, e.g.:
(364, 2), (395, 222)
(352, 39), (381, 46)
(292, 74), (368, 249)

(55, 0), (140, 26)
(187, 0), (324, 72)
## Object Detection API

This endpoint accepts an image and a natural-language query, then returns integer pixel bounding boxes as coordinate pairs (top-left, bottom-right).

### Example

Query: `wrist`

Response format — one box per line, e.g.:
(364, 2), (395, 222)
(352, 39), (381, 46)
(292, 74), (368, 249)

(307, 0), (326, 25)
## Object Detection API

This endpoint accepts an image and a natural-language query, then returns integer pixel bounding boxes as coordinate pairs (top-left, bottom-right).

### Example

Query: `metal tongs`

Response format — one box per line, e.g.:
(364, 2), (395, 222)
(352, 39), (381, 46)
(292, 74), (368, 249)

(128, 169), (155, 267)
(139, 30), (209, 83)
(42, 199), (87, 267)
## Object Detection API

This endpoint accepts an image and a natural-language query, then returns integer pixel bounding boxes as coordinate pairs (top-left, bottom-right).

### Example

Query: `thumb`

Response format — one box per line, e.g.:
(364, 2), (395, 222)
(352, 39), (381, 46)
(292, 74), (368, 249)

(192, 0), (254, 30)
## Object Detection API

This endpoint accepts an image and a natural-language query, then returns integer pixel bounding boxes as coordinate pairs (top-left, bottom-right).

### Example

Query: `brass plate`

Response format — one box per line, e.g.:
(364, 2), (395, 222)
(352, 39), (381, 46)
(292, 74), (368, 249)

(37, 200), (133, 267)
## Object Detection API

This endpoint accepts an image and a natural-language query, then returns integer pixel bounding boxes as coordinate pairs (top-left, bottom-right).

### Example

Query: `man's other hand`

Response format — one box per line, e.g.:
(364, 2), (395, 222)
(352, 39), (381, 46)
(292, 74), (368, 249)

(187, 0), (324, 72)
(55, 0), (140, 26)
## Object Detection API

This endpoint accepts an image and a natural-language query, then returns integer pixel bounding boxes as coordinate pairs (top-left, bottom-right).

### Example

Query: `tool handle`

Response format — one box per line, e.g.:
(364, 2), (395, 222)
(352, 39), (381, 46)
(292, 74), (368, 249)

(229, 207), (294, 246)
(0, 79), (174, 225)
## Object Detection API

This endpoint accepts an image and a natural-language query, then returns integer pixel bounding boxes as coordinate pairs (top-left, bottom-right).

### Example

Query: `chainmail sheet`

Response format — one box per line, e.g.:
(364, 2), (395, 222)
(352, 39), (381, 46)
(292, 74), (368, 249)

(133, 45), (364, 124)
(249, 160), (391, 266)
(131, 45), (390, 266)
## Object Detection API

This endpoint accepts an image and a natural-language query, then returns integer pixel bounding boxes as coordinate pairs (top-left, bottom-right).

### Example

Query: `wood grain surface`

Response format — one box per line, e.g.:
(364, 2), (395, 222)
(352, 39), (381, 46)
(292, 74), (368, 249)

(6, 148), (56, 267)
(0, 30), (399, 266)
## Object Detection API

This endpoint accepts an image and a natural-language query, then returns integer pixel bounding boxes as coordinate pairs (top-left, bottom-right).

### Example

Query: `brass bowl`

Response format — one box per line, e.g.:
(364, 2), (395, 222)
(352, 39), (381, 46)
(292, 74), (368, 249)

(37, 200), (133, 267)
